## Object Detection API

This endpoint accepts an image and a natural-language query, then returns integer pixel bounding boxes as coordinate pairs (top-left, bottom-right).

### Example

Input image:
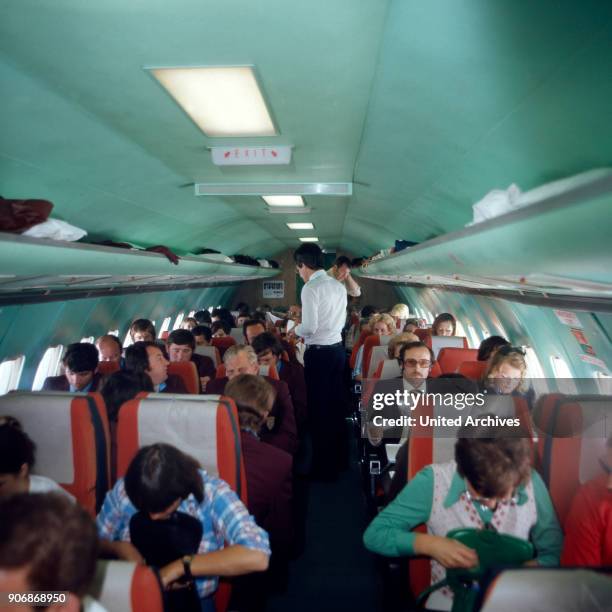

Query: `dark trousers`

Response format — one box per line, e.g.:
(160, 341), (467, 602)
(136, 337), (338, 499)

(304, 344), (347, 477)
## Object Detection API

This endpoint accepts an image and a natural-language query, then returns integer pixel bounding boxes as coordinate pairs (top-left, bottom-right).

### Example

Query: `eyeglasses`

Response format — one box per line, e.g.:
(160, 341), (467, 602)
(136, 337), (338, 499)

(402, 359), (432, 368)
(496, 345), (526, 357)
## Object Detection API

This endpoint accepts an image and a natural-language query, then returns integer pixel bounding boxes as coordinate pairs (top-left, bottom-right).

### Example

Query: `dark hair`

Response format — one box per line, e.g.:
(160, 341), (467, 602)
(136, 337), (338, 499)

(211, 320), (231, 335)
(225, 374), (276, 432)
(251, 311), (267, 323)
(192, 325), (212, 343)
(361, 305), (378, 319)
(399, 341), (435, 365)
(428, 373), (479, 395)
(167, 329), (196, 351)
(0, 492), (98, 596)
(124, 443), (203, 513)
(351, 257), (366, 268)
(455, 422), (531, 498)
(403, 318), (420, 330)
(243, 318), (266, 340)
(294, 243), (324, 270)
(0, 416), (35, 473)
(100, 371), (153, 422)
(211, 308), (234, 325)
(63, 342), (98, 373)
(235, 302), (250, 314)
(432, 313), (456, 336)
(251, 332), (284, 358)
(124, 341), (158, 375)
(477, 336), (511, 361)
(194, 310), (212, 325)
(129, 318), (157, 340)
(334, 255), (352, 268)
(96, 334), (123, 352)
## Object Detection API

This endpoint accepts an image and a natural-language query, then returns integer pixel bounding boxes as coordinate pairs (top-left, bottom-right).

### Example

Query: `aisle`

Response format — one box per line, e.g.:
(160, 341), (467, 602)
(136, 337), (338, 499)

(266, 440), (383, 611)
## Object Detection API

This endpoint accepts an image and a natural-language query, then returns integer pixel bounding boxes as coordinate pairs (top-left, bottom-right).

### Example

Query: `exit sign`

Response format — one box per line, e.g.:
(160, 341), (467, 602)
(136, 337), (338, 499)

(211, 146), (292, 166)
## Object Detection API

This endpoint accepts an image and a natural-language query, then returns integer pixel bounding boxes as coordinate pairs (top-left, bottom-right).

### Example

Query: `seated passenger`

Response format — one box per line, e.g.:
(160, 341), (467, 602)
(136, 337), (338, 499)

(194, 310), (212, 327)
(96, 334), (123, 363)
(243, 319), (266, 345)
(192, 325), (213, 347)
(211, 319), (231, 338)
(562, 435), (612, 567)
(251, 332), (307, 430)
(211, 307), (234, 326)
(207, 346), (298, 455)
(403, 318), (420, 334)
(96, 443), (270, 609)
(364, 422), (563, 611)
(481, 345), (529, 397)
(0, 492), (99, 612)
(180, 317), (198, 331)
(387, 332), (419, 360)
(477, 335), (510, 361)
(236, 313), (250, 328)
(42, 342), (101, 392)
(353, 313), (396, 380)
(432, 313), (456, 336)
(225, 375), (293, 556)
(0, 416), (74, 501)
(389, 303), (410, 331)
(100, 371), (153, 482)
(129, 318), (156, 343)
(166, 329), (215, 391)
(124, 341), (187, 394)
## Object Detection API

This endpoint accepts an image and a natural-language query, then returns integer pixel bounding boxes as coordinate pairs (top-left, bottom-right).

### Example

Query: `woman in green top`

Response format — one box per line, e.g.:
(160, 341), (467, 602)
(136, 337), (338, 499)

(363, 421), (563, 611)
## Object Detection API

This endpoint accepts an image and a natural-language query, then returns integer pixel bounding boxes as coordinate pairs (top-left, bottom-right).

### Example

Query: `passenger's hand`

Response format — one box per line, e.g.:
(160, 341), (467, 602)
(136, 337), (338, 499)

(417, 535), (478, 569)
(159, 559), (184, 589)
(200, 376), (210, 391)
(113, 541), (145, 564)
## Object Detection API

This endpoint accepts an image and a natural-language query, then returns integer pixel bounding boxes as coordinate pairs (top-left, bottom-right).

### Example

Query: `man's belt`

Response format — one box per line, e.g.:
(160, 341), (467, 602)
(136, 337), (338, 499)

(306, 341), (343, 349)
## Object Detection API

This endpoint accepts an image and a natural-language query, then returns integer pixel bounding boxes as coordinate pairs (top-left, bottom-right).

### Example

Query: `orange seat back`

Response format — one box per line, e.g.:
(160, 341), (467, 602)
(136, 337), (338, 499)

(97, 361), (121, 376)
(350, 329), (371, 369)
(167, 361), (199, 394)
(413, 328), (431, 342)
(457, 360), (487, 380)
(0, 391), (111, 515)
(90, 561), (164, 612)
(212, 336), (237, 358)
(437, 347), (478, 374)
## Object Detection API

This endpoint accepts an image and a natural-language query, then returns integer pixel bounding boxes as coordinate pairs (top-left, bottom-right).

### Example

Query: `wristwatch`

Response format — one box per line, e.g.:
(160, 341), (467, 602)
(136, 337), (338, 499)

(182, 554), (194, 581)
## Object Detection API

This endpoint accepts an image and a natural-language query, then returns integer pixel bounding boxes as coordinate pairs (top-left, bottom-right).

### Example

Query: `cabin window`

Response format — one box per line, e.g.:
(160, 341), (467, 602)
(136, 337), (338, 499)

(158, 317), (172, 337)
(454, 320), (467, 338)
(123, 330), (133, 348)
(32, 346), (64, 391)
(188, 310), (196, 318)
(107, 329), (119, 337)
(594, 372), (611, 395)
(0, 355), (25, 395)
(80, 336), (94, 344)
(208, 306), (214, 313)
(550, 355), (577, 394)
(466, 324), (481, 349)
(522, 346), (549, 396)
(172, 313), (185, 330)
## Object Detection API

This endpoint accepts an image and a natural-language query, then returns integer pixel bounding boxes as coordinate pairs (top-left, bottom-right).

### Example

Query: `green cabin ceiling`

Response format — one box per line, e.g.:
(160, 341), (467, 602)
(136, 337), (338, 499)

(1, 1), (612, 264)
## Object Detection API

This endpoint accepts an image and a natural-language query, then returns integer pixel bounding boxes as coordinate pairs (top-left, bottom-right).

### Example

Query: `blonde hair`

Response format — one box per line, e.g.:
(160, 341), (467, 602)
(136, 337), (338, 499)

(389, 303), (410, 319)
(388, 332), (419, 359)
(483, 348), (528, 392)
(368, 313), (395, 335)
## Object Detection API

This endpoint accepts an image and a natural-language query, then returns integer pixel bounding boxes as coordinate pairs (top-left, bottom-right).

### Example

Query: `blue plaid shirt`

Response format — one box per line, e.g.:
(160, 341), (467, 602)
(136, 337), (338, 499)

(97, 469), (270, 597)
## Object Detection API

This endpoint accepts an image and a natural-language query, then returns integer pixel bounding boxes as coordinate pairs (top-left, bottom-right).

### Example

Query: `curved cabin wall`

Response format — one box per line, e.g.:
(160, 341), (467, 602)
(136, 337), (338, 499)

(0, 285), (236, 391)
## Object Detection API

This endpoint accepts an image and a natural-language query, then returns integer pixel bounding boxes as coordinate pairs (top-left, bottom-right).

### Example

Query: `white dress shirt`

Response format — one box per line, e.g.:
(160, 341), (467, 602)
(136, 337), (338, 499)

(327, 267), (361, 297)
(295, 269), (347, 345)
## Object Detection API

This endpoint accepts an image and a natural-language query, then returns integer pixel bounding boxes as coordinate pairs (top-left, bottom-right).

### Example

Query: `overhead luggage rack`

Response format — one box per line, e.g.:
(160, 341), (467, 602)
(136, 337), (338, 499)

(355, 169), (612, 309)
(0, 232), (278, 304)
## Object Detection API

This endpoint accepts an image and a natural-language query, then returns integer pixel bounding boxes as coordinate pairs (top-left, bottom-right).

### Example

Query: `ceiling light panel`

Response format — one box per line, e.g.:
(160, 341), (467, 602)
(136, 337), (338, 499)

(263, 195), (304, 207)
(299, 237), (319, 242)
(287, 222), (314, 230)
(150, 66), (276, 137)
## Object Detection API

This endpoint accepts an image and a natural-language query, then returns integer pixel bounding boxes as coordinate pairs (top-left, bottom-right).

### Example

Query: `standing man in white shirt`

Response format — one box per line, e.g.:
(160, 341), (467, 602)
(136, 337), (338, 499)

(294, 243), (348, 479)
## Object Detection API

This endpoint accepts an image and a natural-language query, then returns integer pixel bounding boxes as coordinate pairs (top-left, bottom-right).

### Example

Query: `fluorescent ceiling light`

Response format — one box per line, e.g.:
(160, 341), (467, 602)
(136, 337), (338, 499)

(150, 66), (276, 137)
(299, 237), (319, 242)
(287, 222), (314, 230)
(263, 196), (304, 207)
